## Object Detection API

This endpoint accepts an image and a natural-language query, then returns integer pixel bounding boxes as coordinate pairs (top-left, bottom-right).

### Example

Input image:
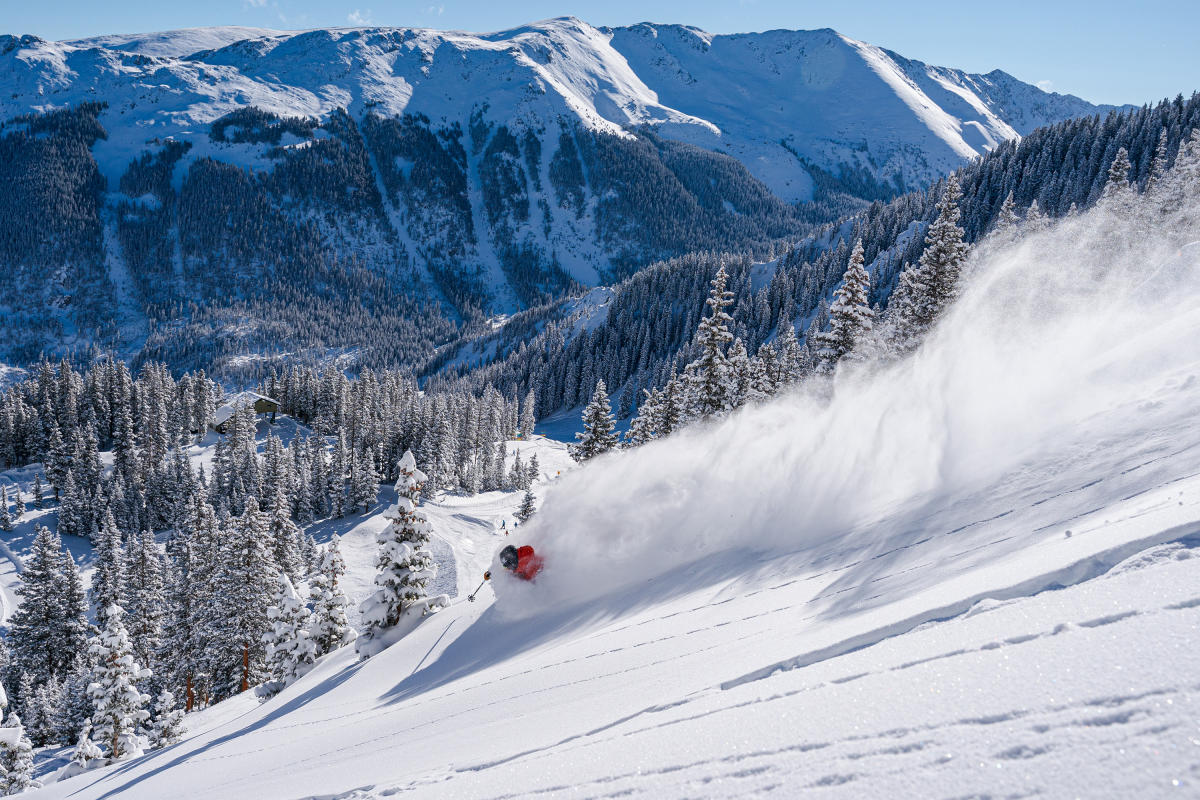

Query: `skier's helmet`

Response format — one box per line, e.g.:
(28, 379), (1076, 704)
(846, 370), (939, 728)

(500, 545), (519, 570)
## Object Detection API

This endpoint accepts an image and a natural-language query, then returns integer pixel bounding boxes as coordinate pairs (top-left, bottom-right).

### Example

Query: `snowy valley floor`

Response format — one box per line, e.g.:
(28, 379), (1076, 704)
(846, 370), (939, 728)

(24, 405), (1200, 799)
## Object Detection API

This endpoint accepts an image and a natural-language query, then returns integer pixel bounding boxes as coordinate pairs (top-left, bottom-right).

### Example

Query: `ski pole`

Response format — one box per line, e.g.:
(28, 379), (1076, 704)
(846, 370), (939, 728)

(467, 571), (491, 602)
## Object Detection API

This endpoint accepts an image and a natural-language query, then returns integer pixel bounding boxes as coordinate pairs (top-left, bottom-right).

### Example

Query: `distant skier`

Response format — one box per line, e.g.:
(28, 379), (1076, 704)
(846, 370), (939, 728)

(467, 544), (545, 601)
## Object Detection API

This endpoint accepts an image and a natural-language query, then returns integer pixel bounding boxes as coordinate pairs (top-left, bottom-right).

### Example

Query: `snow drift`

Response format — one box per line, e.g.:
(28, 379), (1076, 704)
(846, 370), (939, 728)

(501, 191), (1200, 616)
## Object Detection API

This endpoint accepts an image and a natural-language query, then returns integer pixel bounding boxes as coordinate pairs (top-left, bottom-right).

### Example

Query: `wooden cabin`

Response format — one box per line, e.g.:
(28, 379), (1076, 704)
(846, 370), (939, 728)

(212, 391), (280, 433)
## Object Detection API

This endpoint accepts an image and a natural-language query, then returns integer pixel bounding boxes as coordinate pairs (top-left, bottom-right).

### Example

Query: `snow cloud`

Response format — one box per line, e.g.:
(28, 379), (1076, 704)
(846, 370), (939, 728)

(498, 184), (1200, 618)
(1036, 79), (1055, 92)
(347, 8), (372, 25)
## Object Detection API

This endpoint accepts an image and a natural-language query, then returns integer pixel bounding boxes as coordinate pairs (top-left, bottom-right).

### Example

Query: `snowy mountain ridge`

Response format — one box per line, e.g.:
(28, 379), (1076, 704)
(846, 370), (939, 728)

(7, 17), (1124, 203)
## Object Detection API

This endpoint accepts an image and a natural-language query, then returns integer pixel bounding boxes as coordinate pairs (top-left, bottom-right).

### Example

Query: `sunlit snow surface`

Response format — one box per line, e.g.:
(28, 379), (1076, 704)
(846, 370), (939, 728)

(29, 199), (1200, 797)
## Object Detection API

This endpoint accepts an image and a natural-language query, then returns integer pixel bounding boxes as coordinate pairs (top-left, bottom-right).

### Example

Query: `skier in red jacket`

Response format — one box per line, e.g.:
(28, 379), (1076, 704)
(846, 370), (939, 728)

(500, 544), (543, 581)
(467, 544), (545, 601)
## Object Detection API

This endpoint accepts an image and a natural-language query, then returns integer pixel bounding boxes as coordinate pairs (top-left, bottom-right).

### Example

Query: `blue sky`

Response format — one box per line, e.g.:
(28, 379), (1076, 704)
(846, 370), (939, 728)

(6, 1), (1197, 106)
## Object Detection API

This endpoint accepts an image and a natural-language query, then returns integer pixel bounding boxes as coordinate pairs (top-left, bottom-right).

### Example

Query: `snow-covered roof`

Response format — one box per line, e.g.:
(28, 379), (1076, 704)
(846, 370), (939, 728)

(213, 391), (279, 426)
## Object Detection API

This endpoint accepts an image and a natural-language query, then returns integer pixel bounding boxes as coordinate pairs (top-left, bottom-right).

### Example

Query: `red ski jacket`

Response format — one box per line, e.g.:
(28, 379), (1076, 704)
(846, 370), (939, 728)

(515, 545), (544, 581)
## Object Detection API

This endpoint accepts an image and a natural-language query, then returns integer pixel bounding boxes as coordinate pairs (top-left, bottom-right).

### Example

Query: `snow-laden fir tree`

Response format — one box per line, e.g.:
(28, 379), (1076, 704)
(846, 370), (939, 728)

(31, 475), (43, 510)
(992, 190), (1020, 238)
(0, 486), (11, 532)
(216, 497), (277, 695)
(146, 690), (184, 749)
(124, 527), (165, 681)
(519, 388), (537, 438)
(515, 488), (537, 524)
(260, 574), (317, 698)
(815, 239), (874, 368)
(90, 509), (125, 630)
(572, 381), (617, 462)
(0, 713), (39, 795)
(308, 535), (356, 656)
(687, 264), (735, 419)
(358, 451), (448, 656)
(87, 605), (151, 763)
(887, 176), (968, 350)
(62, 719), (104, 778)
(267, 480), (304, 582)
(1101, 146), (1132, 201)
(9, 526), (90, 683)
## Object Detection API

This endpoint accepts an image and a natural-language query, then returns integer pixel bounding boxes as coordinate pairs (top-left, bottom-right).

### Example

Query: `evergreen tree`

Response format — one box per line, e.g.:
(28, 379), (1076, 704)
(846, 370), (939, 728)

(1102, 146), (1132, 201)
(308, 535), (356, 656)
(515, 488), (537, 524)
(572, 381), (618, 462)
(9, 526), (90, 682)
(0, 713), (39, 795)
(87, 605), (151, 763)
(267, 482), (304, 582)
(65, 719), (104, 776)
(686, 264), (735, 419)
(90, 509), (126, 630)
(216, 497), (277, 695)
(519, 389), (537, 438)
(124, 528), (166, 682)
(358, 452), (447, 654)
(31, 475), (43, 510)
(0, 487), (11, 533)
(815, 240), (874, 368)
(261, 574), (317, 697)
(146, 690), (184, 749)
(889, 176), (969, 349)
(992, 190), (1020, 237)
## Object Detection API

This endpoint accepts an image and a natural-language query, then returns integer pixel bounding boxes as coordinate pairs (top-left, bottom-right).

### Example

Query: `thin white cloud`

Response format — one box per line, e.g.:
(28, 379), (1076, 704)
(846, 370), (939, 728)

(348, 9), (373, 25)
(1036, 79), (1055, 93)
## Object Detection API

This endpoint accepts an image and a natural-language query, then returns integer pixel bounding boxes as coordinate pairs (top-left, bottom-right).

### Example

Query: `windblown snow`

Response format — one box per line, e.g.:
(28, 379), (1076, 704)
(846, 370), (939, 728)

(21, 155), (1200, 800)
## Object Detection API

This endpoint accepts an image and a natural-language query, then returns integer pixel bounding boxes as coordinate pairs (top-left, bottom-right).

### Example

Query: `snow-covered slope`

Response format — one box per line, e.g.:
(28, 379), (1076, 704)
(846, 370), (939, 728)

(27, 152), (1200, 799)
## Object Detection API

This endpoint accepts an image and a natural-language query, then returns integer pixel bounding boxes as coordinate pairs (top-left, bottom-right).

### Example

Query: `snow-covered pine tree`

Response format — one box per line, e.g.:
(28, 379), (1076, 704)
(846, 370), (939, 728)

(63, 719), (104, 777)
(1102, 146), (1132, 201)
(992, 190), (1020, 238)
(308, 535), (356, 656)
(146, 690), (184, 749)
(526, 453), (540, 485)
(358, 451), (448, 656)
(216, 497), (277, 695)
(1024, 199), (1049, 231)
(889, 176), (969, 350)
(260, 574), (317, 698)
(31, 474), (43, 510)
(815, 239), (874, 368)
(55, 669), (93, 747)
(0, 486), (11, 532)
(124, 527), (165, 681)
(9, 526), (90, 682)
(87, 605), (151, 763)
(0, 713), (39, 795)
(349, 447), (380, 514)
(686, 264), (735, 419)
(515, 488), (536, 524)
(572, 381), (617, 462)
(519, 389), (537, 438)
(723, 339), (751, 409)
(267, 481), (304, 582)
(90, 509), (125, 630)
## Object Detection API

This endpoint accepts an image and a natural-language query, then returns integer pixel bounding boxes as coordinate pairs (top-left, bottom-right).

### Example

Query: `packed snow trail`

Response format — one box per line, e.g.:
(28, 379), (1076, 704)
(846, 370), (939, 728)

(29, 197), (1200, 797)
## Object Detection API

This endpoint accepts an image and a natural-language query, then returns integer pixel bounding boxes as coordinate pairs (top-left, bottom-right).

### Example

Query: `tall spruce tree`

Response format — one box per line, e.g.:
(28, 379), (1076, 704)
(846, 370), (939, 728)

(261, 574), (317, 698)
(308, 535), (356, 656)
(217, 497), (277, 695)
(687, 264), (735, 419)
(87, 605), (151, 763)
(572, 381), (618, 462)
(358, 451), (447, 655)
(816, 240), (874, 368)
